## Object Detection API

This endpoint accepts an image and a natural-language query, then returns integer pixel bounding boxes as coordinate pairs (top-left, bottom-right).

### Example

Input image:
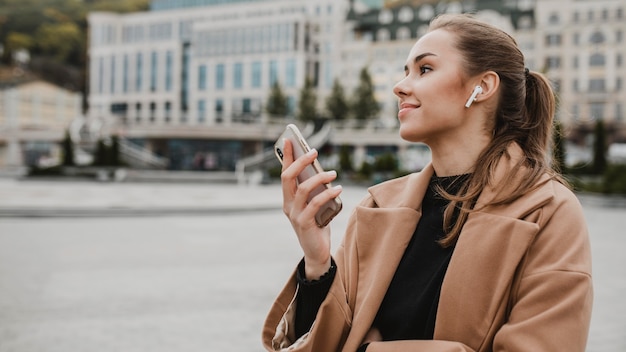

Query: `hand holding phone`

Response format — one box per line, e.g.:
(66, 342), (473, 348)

(275, 124), (342, 227)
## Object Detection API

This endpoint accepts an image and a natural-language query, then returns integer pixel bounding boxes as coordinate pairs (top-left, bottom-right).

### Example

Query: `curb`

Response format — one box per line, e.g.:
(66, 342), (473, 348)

(0, 205), (282, 218)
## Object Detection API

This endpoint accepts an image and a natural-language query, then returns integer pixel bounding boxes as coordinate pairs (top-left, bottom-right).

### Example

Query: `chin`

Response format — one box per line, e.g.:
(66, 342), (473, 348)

(399, 125), (426, 143)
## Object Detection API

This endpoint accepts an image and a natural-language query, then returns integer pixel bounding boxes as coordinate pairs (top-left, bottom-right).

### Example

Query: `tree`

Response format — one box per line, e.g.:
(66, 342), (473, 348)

(552, 120), (566, 173)
(351, 67), (380, 126)
(297, 77), (317, 122)
(325, 79), (349, 121)
(61, 130), (75, 166)
(592, 119), (607, 175)
(266, 81), (288, 118)
(36, 22), (82, 62)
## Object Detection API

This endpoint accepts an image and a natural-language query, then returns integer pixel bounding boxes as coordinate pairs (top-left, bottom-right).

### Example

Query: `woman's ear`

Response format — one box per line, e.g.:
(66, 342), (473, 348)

(474, 71), (500, 104)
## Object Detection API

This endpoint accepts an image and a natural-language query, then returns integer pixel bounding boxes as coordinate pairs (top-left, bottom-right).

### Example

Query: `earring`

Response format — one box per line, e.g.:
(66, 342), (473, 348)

(464, 85), (483, 108)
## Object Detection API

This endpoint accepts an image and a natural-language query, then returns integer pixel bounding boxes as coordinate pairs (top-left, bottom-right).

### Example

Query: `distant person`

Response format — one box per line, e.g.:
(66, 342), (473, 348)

(263, 14), (592, 352)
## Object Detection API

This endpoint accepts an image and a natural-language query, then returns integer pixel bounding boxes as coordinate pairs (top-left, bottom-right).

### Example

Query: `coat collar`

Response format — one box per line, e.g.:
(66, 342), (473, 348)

(345, 143), (557, 350)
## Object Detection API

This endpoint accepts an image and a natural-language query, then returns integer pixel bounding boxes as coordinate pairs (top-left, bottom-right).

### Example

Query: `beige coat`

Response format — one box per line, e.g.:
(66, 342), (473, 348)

(263, 144), (593, 352)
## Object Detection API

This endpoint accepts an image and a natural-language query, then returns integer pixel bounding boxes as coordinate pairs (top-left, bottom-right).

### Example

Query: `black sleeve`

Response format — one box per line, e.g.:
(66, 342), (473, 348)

(294, 257), (337, 339)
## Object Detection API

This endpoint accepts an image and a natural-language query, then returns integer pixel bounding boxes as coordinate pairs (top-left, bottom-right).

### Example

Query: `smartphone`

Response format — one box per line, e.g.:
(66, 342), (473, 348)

(274, 124), (342, 227)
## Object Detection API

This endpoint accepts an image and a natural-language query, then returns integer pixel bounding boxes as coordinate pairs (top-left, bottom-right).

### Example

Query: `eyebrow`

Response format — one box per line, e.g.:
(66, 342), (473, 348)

(404, 52), (437, 73)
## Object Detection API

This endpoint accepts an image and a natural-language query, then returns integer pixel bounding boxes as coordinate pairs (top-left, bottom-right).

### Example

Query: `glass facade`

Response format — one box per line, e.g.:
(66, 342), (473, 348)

(269, 60), (278, 86)
(198, 65), (207, 90)
(216, 64), (225, 90)
(285, 59), (296, 87)
(150, 51), (158, 92)
(123, 54), (129, 93)
(252, 61), (262, 88)
(197, 22), (296, 58)
(136, 53), (143, 92)
(166, 51), (173, 91)
(234, 62), (243, 89)
(151, 0), (270, 11)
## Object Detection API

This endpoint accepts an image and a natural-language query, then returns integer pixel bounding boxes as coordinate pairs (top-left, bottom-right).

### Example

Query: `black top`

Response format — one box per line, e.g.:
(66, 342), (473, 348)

(294, 174), (469, 343)
(373, 174), (467, 340)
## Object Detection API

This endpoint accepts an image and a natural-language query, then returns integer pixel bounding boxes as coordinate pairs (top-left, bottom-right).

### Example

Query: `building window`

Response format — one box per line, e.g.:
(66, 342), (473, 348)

(198, 100), (205, 123)
(573, 32), (580, 45)
(123, 55), (129, 93)
(573, 11), (579, 23)
(215, 99), (223, 123)
(590, 102), (604, 120)
(149, 102), (156, 122)
(590, 53), (606, 67)
(546, 34), (561, 46)
(616, 103), (623, 122)
(164, 101), (171, 123)
(398, 7), (414, 23)
(234, 62), (243, 89)
(618, 8), (624, 20)
(548, 13), (559, 24)
(252, 61), (262, 88)
(136, 53), (143, 92)
(397, 27), (411, 40)
(617, 77), (623, 92)
(589, 79), (606, 92)
(110, 55), (116, 94)
(377, 28), (390, 42)
(285, 59), (296, 88)
(588, 10), (594, 21)
(618, 54), (623, 67)
(150, 51), (158, 92)
(545, 56), (561, 70)
(573, 79), (579, 92)
(617, 30), (623, 43)
(590, 31), (605, 44)
(570, 104), (579, 121)
(269, 60), (278, 86)
(602, 9), (609, 20)
(216, 63), (225, 90)
(96, 57), (104, 94)
(552, 79), (561, 93)
(135, 102), (142, 123)
(198, 65), (207, 90)
(165, 51), (173, 92)
(573, 56), (579, 69)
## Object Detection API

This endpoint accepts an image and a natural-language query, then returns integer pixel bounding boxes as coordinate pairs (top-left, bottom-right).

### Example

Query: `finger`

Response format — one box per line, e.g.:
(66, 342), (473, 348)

(295, 172), (341, 218)
(297, 184), (343, 228)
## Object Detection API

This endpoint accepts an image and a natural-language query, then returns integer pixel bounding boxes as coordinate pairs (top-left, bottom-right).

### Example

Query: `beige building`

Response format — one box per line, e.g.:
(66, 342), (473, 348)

(0, 80), (82, 167)
(534, 0), (625, 129)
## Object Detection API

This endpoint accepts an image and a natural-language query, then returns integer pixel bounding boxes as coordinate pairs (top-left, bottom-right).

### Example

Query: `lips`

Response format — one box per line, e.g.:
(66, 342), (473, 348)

(398, 102), (419, 119)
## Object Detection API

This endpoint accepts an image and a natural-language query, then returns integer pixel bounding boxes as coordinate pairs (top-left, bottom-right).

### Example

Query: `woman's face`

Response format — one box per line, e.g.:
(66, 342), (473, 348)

(394, 29), (476, 145)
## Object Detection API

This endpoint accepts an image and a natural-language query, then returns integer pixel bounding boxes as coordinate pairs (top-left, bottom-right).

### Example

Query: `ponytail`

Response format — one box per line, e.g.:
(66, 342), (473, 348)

(523, 70), (556, 165)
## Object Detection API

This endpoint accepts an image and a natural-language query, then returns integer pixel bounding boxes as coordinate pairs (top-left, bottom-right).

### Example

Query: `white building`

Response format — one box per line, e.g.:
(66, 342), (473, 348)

(87, 0), (626, 172)
(533, 0), (626, 128)
(88, 0), (349, 128)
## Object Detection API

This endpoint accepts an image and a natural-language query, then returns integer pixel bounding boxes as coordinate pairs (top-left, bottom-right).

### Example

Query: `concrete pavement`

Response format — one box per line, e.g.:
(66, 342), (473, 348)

(0, 178), (624, 351)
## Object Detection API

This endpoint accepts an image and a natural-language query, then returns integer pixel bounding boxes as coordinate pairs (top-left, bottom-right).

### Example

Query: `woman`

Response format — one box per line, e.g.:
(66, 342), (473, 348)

(263, 14), (592, 352)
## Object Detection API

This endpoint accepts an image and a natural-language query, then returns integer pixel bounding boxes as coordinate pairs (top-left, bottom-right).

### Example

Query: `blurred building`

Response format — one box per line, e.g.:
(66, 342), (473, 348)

(87, 0), (626, 172)
(533, 0), (625, 133)
(0, 79), (82, 168)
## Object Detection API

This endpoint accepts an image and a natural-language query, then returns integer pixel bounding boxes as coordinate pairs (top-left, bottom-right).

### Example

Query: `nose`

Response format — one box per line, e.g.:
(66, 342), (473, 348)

(393, 77), (409, 98)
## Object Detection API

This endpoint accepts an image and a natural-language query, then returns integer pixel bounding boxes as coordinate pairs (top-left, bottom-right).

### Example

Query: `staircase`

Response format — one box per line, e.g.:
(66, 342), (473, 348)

(235, 122), (333, 184)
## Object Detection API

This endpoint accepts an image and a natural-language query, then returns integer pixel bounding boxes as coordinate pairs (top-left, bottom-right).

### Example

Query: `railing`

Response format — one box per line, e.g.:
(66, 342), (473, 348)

(118, 137), (169, 169)
(235, 122), (332, 184)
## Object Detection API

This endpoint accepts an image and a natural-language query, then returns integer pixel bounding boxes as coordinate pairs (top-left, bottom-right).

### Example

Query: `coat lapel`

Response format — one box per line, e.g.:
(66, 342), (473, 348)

(345, 166), (434, 346)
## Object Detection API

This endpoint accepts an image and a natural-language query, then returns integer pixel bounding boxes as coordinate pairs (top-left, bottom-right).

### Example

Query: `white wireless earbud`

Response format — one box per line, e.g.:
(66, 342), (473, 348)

(465, 85), (483, 108)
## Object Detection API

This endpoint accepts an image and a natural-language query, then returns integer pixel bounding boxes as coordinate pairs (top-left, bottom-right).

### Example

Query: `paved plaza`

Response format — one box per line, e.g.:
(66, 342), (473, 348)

(0, 178), (624, 351)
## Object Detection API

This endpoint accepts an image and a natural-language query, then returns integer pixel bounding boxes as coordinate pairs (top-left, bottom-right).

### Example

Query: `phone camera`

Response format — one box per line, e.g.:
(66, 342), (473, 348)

(276, 148), (283, 160)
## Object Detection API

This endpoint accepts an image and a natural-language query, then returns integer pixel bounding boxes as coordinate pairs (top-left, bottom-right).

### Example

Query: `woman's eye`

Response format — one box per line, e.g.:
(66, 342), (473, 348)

(420, 66), (432, 75)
